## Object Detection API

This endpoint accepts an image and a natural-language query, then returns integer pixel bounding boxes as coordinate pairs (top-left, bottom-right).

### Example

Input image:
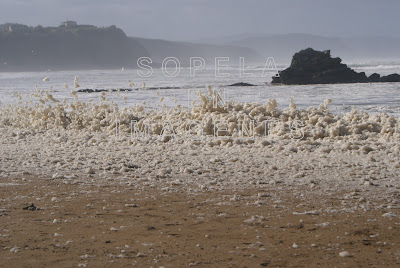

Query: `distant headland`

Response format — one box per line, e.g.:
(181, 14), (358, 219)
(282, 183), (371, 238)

(0, 21), (149, 71)
(0, 22), (261, 72)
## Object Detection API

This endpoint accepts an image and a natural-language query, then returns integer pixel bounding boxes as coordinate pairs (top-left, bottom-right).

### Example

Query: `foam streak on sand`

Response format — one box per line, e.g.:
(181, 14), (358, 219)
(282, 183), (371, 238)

(0, 87), (399, 194)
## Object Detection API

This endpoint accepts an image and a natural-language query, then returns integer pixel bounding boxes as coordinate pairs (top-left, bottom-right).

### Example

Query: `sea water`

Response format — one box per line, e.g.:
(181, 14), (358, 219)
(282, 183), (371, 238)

(0, 63), (399, 116)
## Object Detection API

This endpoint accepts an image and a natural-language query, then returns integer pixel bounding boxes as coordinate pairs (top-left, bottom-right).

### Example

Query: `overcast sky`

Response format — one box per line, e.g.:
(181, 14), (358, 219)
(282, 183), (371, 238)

(1, 0), (399, 41)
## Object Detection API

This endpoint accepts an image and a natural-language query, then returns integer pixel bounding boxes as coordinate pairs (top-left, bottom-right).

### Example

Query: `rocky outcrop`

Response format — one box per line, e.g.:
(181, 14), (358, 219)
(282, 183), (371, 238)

(380, 73), (400, 82)
(228, 82), (256, 87)
(368, 73), (381, 83)
(77, 86), (182, 93)
(272, 48), (400, 84)
(77, 88), (134, 93)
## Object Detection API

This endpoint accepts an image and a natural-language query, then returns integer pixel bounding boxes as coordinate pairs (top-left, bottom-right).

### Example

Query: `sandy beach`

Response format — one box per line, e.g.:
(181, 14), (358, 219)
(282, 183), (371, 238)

(0, 90), (400, 267)
(0, 175), (399, 267)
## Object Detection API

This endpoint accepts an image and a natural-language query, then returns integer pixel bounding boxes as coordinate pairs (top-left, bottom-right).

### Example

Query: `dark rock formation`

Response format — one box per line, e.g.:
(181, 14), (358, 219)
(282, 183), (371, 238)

(228, 82), (256, 87)
(380, 73), (400, 82)
(368, 73), (381, 82)
(77, 88), (134, 93)
(272, 48), (400, 85)
(77, 86), (182, 93)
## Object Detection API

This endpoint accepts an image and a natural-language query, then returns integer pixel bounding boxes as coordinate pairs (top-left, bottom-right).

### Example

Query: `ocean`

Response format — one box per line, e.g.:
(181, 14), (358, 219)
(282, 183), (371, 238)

(1, 62), (400, 116)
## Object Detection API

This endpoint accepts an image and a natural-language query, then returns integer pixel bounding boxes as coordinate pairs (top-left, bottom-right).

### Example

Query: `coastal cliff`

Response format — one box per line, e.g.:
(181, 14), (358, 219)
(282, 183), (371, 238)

(0, 22), (149, 71)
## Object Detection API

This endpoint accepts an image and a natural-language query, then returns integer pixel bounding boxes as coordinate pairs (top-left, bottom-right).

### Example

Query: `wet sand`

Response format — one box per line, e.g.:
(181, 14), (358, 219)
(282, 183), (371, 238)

(1, 175), (400, 267)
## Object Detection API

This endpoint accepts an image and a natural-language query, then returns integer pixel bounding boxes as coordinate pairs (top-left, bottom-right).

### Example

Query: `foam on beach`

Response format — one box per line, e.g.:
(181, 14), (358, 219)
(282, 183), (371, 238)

(1, 86), (399, 194)
(1, 86), (399, 142)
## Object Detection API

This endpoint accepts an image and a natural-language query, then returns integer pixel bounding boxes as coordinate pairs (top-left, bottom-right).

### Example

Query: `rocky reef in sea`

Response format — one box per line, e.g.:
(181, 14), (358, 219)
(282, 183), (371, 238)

(272, 48), (400, 85)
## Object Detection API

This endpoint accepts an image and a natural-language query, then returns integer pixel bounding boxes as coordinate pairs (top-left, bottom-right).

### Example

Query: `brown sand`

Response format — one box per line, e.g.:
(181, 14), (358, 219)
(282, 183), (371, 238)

(1, 176), (399, 267)
(1, 80), (400, 268)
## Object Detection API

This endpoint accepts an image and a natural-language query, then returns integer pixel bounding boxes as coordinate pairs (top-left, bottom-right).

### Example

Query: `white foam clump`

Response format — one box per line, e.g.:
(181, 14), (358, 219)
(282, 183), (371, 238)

(0, 86), (399, 142)
(289, 97), (296, 110)
(74, 76), (80, 88)
(339, 251), (351, 257)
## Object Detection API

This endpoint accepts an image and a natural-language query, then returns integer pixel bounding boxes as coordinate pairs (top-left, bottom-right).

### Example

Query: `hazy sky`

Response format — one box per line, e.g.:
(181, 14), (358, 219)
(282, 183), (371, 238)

(1, 0), (399, 41)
